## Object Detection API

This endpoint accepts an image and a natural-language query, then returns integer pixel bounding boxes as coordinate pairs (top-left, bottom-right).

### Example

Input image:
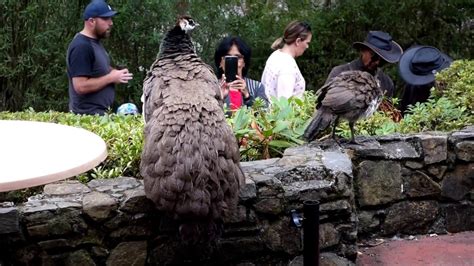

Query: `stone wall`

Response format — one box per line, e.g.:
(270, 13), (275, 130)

(0, 127), (472, 265)
(350, 127), (474, 238)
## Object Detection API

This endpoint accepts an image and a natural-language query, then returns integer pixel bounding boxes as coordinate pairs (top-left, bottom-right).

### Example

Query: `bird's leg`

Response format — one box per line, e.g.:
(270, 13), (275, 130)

(332, 116), (340, 145)
(348, 121), (358, 144)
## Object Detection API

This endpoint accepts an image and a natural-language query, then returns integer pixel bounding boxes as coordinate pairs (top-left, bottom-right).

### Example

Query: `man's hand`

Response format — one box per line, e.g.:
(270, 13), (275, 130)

(111, 68), (133, 84)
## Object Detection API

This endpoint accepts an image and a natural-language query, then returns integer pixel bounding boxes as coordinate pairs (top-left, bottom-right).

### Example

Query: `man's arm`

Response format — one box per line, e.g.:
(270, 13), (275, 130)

(72, 68), (132, 95)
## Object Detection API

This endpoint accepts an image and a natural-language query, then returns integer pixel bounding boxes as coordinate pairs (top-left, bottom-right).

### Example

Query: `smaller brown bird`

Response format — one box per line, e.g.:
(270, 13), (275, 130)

(304, 70), (382, 144)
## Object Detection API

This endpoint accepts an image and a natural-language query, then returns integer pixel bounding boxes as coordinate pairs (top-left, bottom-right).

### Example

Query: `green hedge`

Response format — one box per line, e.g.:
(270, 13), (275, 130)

(0, 110), (144, 181)
(1, 0), (472, 112)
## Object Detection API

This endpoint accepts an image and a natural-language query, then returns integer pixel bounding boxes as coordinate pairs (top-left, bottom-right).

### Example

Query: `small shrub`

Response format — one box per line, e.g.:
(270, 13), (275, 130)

(227, 91), (316, 160)
(399, 60), (474, 133)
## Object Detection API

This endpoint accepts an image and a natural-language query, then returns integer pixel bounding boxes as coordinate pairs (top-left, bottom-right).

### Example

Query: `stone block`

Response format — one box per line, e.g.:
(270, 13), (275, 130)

(381, 201), (438, 235)
(219, 236), (267, 262)
(416, 133), (448, 164)
(254, 198), (283, 215)
(240, 158), (279, 173)
(320, 223), (340, 249)
(249, 173), (275, 186)
(427, 165), (448, 181)
(355, 160), (403, 206)
(88, 176), (141, 192)
(109, 226), (153, 241)
(322, 151), (353, 176)
(37, 239), (71, 250)
(403, 170), (442, 198)
(106, 241), (147, 266)
(43, 181), (90, 195)
(258, 186), (282, 197)
(65, 250), (96, 266)
(283, 179), (335, 201)
(449, 127), (474, 143)
(0, 206), (19, 234)
(444, 203), (474, 233)
(455, 141), (474, 161)
(358, 210), (380, 234)
(261, 218), (301, 254)
(27, 220), (72, 238)
(380, 141), (422, 160)
(441, 163), (474, 201)
(405, 161), (424, 169)
(120, 188), (155, 213)
(82, 192), (118, 221)
(320, 200), (352, 215)
(239, 177), (257, 201)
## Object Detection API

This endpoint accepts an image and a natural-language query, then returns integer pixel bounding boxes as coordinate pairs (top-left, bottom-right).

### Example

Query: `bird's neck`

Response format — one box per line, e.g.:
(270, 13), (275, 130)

(158, 27), (195, 58)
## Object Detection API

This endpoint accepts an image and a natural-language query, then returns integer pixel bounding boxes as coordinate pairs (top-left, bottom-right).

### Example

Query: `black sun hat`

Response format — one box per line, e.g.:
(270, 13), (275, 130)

(398, 45), (452, 86)
(353, 31), (403, 63)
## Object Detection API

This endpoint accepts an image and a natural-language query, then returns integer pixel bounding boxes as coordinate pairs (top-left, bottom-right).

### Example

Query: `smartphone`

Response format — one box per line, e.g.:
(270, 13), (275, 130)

(224, 56), (238, 82)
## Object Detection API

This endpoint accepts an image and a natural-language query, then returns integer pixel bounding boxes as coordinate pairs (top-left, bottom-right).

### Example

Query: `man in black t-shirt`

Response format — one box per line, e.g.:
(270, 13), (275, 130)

(67, 0), (133, 115)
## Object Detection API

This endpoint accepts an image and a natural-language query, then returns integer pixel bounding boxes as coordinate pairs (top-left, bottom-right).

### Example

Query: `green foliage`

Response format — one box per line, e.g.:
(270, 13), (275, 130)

(227, 92), (315, 160)
(336, 111), (398, 139)
(1, 1), (472, 112)
(432, 60), (474, 116)
(398, 97), (471, 133)
(398, 60), (474, 133)
(0, 110), (144, 181)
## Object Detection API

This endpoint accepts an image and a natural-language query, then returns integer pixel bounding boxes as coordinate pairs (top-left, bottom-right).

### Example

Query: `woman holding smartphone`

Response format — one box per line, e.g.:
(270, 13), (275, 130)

(214, 36), (268, 111)
(261, 21), (312, 100)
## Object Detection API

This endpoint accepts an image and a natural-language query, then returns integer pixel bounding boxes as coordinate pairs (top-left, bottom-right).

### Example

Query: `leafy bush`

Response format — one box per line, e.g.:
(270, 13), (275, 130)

(228, 92), (315, 160)
(398, 60), (474, 133)
(0, 110), (144, 181)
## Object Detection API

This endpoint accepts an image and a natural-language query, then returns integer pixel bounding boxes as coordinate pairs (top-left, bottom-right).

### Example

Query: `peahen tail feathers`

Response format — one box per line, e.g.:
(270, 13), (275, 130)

(178, 219), (223, 245)
(303, 108), (334, 142)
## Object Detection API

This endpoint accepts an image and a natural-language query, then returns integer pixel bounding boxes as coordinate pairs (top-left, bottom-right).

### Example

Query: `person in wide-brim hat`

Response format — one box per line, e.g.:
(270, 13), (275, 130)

(323, 31), (403, 99)
(398, 45), (452, 115)
(398, 45), (452, 86)
(353, 31), (403, 64)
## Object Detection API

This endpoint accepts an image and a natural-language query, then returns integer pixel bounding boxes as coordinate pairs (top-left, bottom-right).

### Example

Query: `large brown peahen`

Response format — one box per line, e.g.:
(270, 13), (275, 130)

(140, 16), (244, 245)
(304, 70), (383, 144)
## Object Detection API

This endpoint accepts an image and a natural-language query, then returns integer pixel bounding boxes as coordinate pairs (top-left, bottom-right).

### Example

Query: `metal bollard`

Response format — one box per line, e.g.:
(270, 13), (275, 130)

(290, 200), (320, 266)
(303, 200), (320, 266)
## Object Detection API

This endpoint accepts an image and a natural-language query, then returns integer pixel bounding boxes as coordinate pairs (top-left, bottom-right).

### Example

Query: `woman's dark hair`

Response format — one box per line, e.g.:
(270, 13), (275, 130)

(214, 36), (252, 78)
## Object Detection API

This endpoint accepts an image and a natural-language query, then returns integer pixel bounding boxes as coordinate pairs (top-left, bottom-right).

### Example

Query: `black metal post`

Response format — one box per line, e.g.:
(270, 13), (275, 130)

(303, 200), (320, 266)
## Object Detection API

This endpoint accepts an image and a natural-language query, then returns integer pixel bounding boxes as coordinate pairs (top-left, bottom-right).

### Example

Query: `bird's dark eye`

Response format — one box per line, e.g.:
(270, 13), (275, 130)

(188, 19), (194, 25)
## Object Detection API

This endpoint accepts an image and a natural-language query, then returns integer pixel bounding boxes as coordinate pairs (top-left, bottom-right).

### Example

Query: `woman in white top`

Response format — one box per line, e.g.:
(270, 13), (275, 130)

(261, 21), (312, 100)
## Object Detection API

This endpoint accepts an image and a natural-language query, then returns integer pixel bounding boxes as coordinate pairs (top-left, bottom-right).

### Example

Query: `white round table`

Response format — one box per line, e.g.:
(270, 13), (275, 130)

(0, 120), (107, 192)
